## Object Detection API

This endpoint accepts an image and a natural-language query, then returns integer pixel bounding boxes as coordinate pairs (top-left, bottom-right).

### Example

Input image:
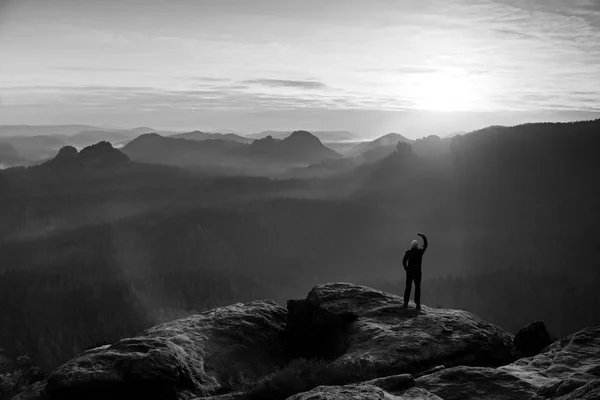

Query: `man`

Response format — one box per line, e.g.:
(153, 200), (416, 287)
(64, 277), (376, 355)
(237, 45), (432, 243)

(403, 232), (428, 310)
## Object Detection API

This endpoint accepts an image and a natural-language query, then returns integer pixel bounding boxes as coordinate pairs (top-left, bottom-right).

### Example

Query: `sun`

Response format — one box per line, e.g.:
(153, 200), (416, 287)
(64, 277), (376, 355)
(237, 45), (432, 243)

(414, 71), (484, 112)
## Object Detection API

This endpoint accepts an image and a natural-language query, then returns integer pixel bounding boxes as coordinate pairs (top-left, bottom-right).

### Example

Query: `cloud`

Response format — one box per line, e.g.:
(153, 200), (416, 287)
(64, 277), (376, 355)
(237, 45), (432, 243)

(50, 67), (143, 72)
(243, 79), (329, 90)
(491, 28), (540, 40)
(394, 65), (440, 74)
(188, 77), (231, 82)
(1, 84), (412, 113)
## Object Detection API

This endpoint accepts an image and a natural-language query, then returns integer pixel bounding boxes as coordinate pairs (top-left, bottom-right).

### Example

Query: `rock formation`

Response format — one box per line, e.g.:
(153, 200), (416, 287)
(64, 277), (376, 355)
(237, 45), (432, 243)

(41, 301), (286, 400)
(12, 283), (600, 400)
(417, 326), (600, 399)
(286, 283), (516, 378)
(513, 320), (553, 357)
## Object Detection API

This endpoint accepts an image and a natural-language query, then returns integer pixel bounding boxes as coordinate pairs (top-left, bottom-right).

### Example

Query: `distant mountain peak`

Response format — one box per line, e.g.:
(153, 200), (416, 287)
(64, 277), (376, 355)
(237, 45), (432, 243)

(55, 145), (78, 159)
(137, 132), (162, 139)
(288, 130), (315, 138)
(79, 141), (128, 161)
(49, 141), (129, 170)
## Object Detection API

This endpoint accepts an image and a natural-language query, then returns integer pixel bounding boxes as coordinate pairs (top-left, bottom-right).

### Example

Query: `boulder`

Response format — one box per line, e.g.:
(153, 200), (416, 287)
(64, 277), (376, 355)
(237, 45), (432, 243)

(514, 320), (553, 357)
(286, 283), (516, 379)
(42, 300), (287, 400)
(417, 326), (600, 400)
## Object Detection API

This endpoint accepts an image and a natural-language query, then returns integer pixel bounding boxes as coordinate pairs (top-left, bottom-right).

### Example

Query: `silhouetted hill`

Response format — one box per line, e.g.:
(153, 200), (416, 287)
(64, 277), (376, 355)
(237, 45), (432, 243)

(0, 142), (19, 158)
(438, 130), (466, 138)
(412, 134), (452, 158)
(451, 119), (600, 243)
(333, 120), (600, 278)
(346, 132), (412, 158)
(246, 130), (361, 142)
(322, 140), (363, 154)
(170, 130), (253, 144)
(349, 141), (420, 185)
(0, 135), (65, 161)
(127, 126), (164, 135)
(1, 142), (132, 184)
(0, 125), (101, 137)
(285, 135), (441, 179)
(64, 130), (131, 147)
(123, 131), (339, 174)
(249, 130), (340, 163)
(122, 133), (245, 173)
(0, 142), (28, 167)
(39, 141), (129, 173)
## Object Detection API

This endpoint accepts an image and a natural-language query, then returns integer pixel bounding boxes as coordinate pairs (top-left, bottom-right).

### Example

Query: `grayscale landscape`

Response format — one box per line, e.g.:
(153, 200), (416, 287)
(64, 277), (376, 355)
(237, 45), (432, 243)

(1, 1), (599, 399)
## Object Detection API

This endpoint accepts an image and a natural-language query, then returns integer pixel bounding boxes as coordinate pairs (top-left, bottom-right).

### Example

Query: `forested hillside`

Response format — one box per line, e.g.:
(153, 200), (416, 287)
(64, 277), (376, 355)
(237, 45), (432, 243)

(1, 120), (600, 375)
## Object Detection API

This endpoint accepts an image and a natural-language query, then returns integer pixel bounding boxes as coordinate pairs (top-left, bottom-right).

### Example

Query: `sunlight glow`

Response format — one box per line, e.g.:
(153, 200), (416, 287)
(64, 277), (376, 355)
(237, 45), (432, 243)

(413, 70), (486, 112)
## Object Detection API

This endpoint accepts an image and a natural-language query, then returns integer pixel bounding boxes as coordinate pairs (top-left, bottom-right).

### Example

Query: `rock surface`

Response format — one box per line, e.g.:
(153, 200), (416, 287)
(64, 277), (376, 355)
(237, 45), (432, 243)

(285, 385), (442, 400)
(42, 300), (287, 400)
(514, 320), (553, 357)
(287, 283), (516, 379)
(13, 282), (600, 400)
(417, 326), (600, 400)
(285, 374), (441, 400)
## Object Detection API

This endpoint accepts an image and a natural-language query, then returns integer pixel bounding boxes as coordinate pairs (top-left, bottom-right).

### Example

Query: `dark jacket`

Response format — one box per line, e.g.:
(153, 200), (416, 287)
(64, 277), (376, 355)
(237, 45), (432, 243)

(403, 235), (428, 272)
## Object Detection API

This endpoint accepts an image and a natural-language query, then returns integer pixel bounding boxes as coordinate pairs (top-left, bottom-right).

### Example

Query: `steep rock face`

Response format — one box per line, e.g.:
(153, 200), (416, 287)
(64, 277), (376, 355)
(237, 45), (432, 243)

(43, 300), (287, 400)
(286, 283), (516, 379)
(417, 326), (600, 400)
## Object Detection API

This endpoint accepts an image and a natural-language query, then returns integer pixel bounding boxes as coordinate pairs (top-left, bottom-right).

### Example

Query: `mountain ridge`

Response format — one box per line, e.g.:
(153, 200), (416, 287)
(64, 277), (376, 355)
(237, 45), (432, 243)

(345, 132), (412, 157)
(170, 130), (253, 144)
(122, 130), (340, 174)
(245, 130), (361, 142)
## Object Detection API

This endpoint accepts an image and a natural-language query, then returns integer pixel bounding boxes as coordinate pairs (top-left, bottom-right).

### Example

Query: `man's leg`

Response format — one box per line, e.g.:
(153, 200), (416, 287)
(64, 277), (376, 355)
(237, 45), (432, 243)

(414, 273), (422, 309)
(404, 273), (414, 307)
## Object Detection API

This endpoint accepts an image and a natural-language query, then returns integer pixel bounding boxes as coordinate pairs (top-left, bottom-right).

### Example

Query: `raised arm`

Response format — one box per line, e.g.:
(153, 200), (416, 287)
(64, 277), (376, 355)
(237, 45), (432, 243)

(418, 233), (428, 253)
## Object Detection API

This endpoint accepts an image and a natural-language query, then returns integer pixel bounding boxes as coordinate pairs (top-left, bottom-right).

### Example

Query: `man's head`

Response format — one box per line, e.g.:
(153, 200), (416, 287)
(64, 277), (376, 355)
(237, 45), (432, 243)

(411, 240), (419, 249)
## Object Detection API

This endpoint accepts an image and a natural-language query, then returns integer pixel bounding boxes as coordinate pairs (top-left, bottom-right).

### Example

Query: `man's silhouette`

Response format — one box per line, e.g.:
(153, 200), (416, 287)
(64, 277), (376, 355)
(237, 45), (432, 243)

(403, 232), (428, 310)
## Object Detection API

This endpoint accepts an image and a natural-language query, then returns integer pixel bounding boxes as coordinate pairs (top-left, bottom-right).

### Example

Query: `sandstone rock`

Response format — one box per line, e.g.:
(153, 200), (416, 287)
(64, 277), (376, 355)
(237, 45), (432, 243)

(417, 326), (600, 400)
(19, 283), (600, 400)
(416, 365), (537, 400)
(287, 283), (516, 379)
(42, 300), (287, 400)
(285, 384), (442, 400)
(362, 373), (415, 392)
(556, 379), (600, 400)
(514, 320), (553, 357)
(414, 365), (445, 378)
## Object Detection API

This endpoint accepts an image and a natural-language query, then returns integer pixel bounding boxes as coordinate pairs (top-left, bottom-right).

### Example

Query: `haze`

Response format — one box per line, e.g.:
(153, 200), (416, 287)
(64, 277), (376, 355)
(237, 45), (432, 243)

(1, 0), (600, 138)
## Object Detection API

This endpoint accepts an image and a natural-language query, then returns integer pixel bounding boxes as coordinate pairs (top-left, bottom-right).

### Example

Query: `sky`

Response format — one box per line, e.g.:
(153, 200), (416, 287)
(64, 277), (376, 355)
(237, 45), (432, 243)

(1, 0), (599, 139)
